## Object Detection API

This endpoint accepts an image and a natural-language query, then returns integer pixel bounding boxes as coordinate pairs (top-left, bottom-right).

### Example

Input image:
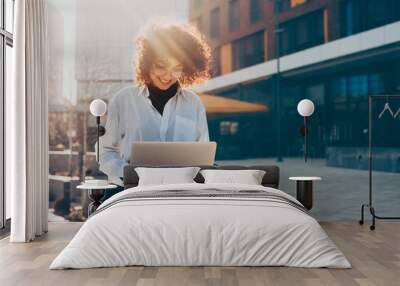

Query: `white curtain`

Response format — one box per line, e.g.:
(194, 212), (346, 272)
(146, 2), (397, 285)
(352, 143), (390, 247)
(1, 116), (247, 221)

(7, 0), (49, 242)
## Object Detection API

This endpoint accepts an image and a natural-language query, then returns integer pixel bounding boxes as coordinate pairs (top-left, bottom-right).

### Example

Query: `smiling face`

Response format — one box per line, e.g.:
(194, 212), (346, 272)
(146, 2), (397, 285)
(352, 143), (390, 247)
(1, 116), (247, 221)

(149, 57), (183, 90)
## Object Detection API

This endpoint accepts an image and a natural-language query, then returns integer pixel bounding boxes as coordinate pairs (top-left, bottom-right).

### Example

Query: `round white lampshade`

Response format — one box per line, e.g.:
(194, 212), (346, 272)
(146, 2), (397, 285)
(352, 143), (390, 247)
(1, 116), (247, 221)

(89, 99), (107, 117)
(297, 99), (315, 117)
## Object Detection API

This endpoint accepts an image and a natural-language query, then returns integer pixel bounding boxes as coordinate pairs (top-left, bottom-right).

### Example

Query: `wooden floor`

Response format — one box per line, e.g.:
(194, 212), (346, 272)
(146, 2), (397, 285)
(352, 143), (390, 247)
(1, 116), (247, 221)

(0, 221), (399, 286)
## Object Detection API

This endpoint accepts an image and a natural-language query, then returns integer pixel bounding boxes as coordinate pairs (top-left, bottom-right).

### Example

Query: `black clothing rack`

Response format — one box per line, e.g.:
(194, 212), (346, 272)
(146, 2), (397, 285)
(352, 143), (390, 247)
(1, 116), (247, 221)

(360, 95), (400, 230)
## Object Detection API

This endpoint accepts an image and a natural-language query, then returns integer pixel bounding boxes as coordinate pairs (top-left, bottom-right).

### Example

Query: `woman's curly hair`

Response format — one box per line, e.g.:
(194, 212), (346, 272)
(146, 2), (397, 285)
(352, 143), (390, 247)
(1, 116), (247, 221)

(134, 22), (211, 86)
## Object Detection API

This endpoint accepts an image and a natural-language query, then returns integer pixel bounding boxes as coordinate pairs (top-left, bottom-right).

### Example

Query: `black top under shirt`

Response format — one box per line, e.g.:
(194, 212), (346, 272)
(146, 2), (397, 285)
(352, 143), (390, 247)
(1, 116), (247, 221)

(147, 82), (179, 115)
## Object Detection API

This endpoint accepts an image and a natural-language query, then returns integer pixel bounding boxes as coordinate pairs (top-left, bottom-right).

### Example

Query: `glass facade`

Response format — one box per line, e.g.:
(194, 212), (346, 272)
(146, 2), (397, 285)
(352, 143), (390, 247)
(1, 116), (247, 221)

(232, 31), (264, 70)
(280, 9), (324, 56)
(209, 81), (274, 159)
(340, 0), (400, 37)
(208, 59), (400, 220)
(210, 59), (400, 161)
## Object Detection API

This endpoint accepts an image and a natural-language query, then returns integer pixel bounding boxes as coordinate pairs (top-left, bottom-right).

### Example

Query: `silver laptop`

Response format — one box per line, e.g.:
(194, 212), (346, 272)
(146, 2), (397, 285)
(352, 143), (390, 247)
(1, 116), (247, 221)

(130, 141), (217, 166)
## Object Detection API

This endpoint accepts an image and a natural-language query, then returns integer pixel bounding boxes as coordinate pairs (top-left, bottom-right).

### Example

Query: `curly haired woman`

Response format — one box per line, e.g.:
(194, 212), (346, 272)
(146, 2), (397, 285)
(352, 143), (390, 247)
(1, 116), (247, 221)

(98, 22), (212, 195)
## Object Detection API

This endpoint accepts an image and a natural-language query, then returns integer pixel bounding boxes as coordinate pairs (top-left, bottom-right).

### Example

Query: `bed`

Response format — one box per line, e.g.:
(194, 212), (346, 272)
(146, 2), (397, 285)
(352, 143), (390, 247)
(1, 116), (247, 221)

(50, 165), (350, 269)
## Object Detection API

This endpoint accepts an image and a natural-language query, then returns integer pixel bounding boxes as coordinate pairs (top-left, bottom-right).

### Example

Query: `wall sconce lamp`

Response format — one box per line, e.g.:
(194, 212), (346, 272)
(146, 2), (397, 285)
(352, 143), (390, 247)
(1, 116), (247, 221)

(297, 99), (315, 163)
(89, 99), (107, 163)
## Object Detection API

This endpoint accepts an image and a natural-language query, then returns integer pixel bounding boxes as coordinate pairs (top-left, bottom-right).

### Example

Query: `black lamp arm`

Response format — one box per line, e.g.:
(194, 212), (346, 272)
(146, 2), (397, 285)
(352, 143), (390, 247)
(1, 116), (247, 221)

(96, 116), (100, 164)
(95, 116), (106, 164)
(304, 116), (308, 163)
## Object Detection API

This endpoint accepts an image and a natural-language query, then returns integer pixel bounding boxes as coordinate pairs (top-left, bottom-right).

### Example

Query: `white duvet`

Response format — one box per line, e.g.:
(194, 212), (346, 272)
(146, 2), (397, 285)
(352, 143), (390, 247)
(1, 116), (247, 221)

(50, 183), (351, 269)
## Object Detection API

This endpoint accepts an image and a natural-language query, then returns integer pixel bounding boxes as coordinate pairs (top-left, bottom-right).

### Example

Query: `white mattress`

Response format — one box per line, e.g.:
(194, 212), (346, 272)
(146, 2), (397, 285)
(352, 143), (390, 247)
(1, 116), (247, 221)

(50, 183), (351, 269)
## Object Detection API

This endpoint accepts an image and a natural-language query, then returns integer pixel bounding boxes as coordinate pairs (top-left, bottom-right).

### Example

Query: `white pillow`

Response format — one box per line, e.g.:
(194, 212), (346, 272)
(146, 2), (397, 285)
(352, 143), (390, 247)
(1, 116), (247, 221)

(200, 169), (266, 185)
(135, 167), (200, 186)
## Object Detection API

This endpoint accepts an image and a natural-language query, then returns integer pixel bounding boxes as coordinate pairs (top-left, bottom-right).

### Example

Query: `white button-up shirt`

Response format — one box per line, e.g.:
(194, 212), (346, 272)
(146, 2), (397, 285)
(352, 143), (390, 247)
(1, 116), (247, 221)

(97, 85), (210, 186)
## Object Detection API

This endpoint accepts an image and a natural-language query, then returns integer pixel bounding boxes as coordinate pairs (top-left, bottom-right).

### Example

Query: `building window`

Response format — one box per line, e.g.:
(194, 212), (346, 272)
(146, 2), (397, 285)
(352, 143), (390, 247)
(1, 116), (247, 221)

(250, 0), (261, 24)
(210, 7), (220, 39)
(229, 0), (240, 32)
(212, 47), (221, 76)
(340, 0), (400, 37)
(279, 9), (324, 56)
(232, 31), (264, 70)
(366, 1), (384, 28)
(332, 73), (384, 102)
(1, 0), (15, 229)
(220, 121), (239, 136)
(342, 0), (354, 36)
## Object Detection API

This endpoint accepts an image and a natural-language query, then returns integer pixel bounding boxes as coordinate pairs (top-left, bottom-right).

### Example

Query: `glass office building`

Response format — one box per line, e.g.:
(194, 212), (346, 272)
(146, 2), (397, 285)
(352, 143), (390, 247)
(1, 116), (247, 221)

(190, 0), (400, 172)
(209, 57), (400, 169)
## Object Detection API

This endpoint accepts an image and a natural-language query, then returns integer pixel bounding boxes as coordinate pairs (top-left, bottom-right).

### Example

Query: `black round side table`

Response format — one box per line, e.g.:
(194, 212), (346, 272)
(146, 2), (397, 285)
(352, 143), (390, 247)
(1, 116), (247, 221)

(289, 177), (322, 210)
(77, 184), (118, 216)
